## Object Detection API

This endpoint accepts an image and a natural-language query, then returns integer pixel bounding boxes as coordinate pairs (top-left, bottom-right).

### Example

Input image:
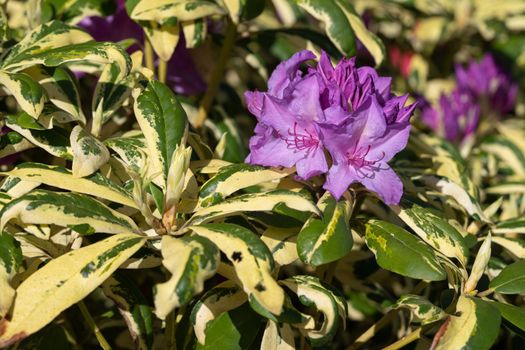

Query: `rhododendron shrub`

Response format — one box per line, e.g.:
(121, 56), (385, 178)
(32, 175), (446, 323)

(0, 1), (524, 350)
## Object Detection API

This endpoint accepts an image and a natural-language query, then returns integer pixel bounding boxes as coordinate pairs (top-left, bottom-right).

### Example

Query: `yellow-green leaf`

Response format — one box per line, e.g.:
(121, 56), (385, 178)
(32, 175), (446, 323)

(0, 233), (146, 347)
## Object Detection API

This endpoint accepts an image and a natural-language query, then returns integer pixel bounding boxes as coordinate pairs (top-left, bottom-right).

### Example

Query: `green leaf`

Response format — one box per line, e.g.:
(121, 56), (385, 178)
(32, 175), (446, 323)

(189, 189), (319, 225)
(297, 192), (353, 266)
(195, 303), (264, 350)
(393, 295), (445, 325)
(0, 231), (23, 317)
(0, 234), (146, 347)
(394, 202), (469, 267)
(491, 301), (525, 334)
(489, 259), (525, 294)
(0, 190), (140, 234)
(189, 223), (285, 316)
(433, 297), (500, 350)
(294, 0), (356, 56)
(133, 80), (188, 187)
(280, 275), (346, 346)
(223, 0), (265, 23)
(365, 220), (446, 281)
(102, 273), (153, 350)
(154, 235), (220, 319)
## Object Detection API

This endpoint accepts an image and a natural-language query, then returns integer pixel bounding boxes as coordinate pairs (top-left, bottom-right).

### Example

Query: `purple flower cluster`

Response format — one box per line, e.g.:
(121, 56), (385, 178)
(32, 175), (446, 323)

(245, 51), (417, 205)
(422, 55), (517, 143)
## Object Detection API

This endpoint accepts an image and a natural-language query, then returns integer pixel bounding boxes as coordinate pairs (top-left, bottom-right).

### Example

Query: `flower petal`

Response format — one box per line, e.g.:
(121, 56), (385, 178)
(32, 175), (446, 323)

(323, 162), (357, 200)
(268, 50), (316, 98)
(359, 165), (403, 205)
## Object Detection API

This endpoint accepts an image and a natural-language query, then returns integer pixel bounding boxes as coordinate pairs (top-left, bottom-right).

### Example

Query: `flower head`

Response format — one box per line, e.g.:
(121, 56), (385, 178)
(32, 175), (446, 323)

(421, 90), (480, 143)
(245, 50), (417, 204)
(455, 54), (517, 115)
(421, 54), (516, 143)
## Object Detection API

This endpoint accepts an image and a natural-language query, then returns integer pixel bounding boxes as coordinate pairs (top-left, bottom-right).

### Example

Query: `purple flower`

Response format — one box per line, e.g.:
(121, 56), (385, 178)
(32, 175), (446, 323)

(77, 0), (206, 95)
(421, 54), (515, 143)
(421, 90), (480, 143)
(455, 54), (517, 115)
(245, 50), (417, 204)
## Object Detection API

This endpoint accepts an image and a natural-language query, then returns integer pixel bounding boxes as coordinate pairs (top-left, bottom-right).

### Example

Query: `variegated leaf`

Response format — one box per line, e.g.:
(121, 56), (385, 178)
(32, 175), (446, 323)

(142, 21), (180, 62)
(4, 40), (131, 78)
(297, 192), (353, 266)
(279, 275), (346, 346)
(0, 232), (23, 318)
(433, 296), (500, 350)
(189, 223), (285, 316)
(0, 71), (45, 118)
(260, 321), (295, 350)
(104, 133), (148, 173)
(494, 218), (525, 234)
(464, 233), (491, 293)
(102, 273), (153, 350)
(190, 281), (247, 345)
(481, 135), (525, 176)
(335, 0), (385, 65)
(133, 80), (188, 188)
(189, 189), (320, 225)
(92, 52), (150, 136)
(23, 65), (85, 124)
(198, 164), (292, 208)
(0, 190), (139, 235)
(0, 233), (146, 347)
(0, 131), (34, 159)
(6, 121), (72, 159)
(154, 235), (219, 319)
(393, 295), (445, 325)
(182, 18), (207, 48)
(70, 126), (110, 178)
(365, 220), (446, 281)
(294, 0), (356, 56)
(260, 227), (298, 267)
(492, 236), (525, 258)
(1, 21), (92, 71)
(3, 162), (137, 208)
(393, 203), (469, 267)
(223, 0), (265, 23)
(130, 0), (225, 22)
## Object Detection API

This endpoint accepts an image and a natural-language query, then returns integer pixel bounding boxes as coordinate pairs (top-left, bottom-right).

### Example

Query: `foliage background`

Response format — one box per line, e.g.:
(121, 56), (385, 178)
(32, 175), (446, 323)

(0, 0), (525, 349)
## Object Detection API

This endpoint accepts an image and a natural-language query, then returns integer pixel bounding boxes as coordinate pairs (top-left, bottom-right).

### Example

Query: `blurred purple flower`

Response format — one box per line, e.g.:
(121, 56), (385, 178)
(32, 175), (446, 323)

(77, 0), (206, 95)
(421, 90), (480, 144)
(245, 50), (416, 204)
(421, 54), (515, 143)
(455, 54), (517, 115)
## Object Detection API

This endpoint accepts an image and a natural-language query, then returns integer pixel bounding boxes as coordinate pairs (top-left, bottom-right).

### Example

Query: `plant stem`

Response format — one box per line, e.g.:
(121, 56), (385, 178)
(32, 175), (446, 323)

(347, 311), (395, 350)
(195, 19), (237, 129)
(158, 58), (168, 84)
(77, 301), (112, 350)
(144, 37), (155, 73)
(165, 308), (178, 350)
(383, 327), (422, 350)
